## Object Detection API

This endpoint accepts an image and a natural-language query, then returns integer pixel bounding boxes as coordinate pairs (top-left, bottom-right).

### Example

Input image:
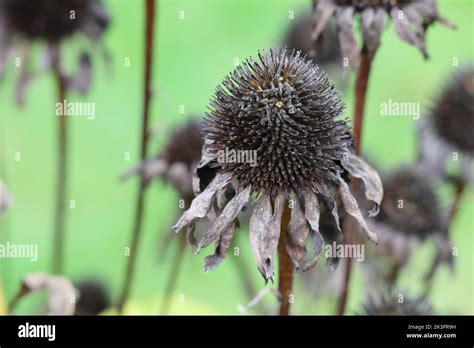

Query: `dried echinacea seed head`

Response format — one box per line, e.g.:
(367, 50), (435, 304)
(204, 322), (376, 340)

(120, 119), (203, 199)
(431, 67), (474, 157)
(0, 0), (108, 42)
(174, 48), (383, 282)
(361, 288), (434, 315)
(417, 66), (474, 185)
(312, 0), (455, 67)
(368, 166), (452, 270)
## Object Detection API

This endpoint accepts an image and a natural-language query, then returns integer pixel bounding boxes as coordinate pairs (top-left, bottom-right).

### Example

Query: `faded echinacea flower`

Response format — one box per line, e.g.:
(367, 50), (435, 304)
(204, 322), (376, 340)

(0, 0), (109, 103)
(312, 0), (455, 67)
(367, 166), (452, 280)
(173, 48), (383, 281)
(418, 66), (474, 186)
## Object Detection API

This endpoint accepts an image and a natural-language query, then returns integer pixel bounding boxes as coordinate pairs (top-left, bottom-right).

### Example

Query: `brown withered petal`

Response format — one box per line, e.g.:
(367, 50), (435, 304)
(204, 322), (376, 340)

(196, 185), (251, 253)
(173, 172), (232, 232)
(338, 177), (378, 244)
(286, 195), (310, 270)
(203, 222), (236, 273)
(312, 0), (455, 67)
(341, 151), (383, 216)
(249, 192), (286, 282)
(14, 273), (78, 315)
(335, 7), (359, 67)
(174, 49), (383, 280)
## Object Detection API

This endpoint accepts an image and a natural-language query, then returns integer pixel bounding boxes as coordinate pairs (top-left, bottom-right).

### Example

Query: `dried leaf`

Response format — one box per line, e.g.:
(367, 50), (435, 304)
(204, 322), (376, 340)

(173, 172), (232, 232)
(167, 162), (193, 197)
(341, 151), (383, 217)
(335, 7), (359, 68)
(196, 185), (251, 253)
(315, 182), (342, 238)
(338, 177), (378, 244)
(119, 158), (168, 184)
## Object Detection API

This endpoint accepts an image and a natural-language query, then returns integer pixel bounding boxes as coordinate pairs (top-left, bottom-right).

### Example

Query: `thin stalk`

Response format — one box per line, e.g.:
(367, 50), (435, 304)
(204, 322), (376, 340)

(117, 0), (156, 314)
(160, 195), (192, 315)
(278, 203), (293, 316)
(336, 47), (373, 315)
(51, 43), (68, 275)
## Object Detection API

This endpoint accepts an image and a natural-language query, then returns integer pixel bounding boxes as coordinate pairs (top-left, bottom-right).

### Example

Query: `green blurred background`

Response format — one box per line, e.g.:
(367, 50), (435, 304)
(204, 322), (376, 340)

(1, 0), (473, 315)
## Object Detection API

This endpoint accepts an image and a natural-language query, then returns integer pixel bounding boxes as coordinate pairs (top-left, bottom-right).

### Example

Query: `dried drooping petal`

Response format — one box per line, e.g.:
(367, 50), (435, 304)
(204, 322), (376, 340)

(361, 7), (386, 57)
(311, 0), (337, 42)
(286, 195), (310, 270)
(302, 191), (324, 271)
(173, 172), (232, 232)
(249, 192), (286, 282)
(67, 53), (92, 95)
(335, 7), (359, 67)
(196, 185), (251, 253)
(391, 7), (427, 58)
(14, 273), (78, 315)
(341, 151), (383, 216)
(338, 177), (378, 244)
(203, 222), (236, 273)
(311, 0), (454, 63)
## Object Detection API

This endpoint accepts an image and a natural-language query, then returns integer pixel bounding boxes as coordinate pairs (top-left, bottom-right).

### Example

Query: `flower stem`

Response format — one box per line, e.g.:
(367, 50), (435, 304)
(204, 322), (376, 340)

(160, 195), (192, 315)
(51, 44), (68, 275)
(278, 203), (293, 315)
(117, 0), (156, 314)
(336, 48), (373, 315)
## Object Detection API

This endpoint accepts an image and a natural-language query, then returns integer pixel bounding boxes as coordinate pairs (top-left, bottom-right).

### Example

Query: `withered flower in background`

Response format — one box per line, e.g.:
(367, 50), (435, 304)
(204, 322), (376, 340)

(174, 48), (383, 282)
(284, 12), (341, 67)
(0, 179), (12, 214)
(74, 279), (110, 315)
(361, 288), (434, 315)
(0, 0), (109, 103)
(418, 66), (474, 186)
(0, 0), (109, 275)
(9, 273), (79, 315)
(312, 0), (455, 67)
(365, 166), (452, 290)
(121, 119), (203, 200)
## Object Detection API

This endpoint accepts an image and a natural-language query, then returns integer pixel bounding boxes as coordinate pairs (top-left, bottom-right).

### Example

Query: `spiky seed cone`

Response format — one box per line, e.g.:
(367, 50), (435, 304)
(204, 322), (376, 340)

(205, 48), (351, 197)
(432, 67), (474, 156)
(162, 119), (203, 169)
(375, 167), (446, 240)
(0, 0), (108, 42)
(362, 289), (434, 315)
